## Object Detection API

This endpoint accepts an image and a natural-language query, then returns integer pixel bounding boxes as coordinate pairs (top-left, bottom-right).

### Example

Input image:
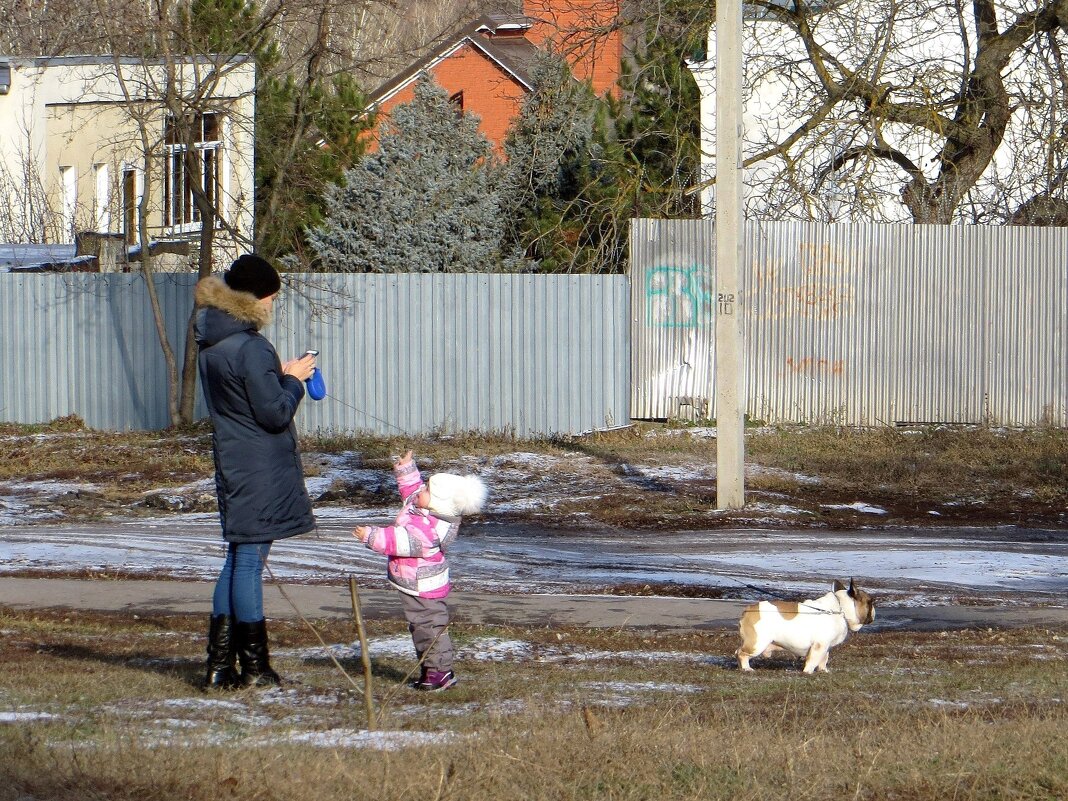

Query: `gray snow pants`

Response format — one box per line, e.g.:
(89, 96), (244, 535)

(400, 593), (454, 672)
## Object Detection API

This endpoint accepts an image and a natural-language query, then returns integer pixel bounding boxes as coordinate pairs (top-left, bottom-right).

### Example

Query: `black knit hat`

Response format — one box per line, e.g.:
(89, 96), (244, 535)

(224, 254), (281, 299)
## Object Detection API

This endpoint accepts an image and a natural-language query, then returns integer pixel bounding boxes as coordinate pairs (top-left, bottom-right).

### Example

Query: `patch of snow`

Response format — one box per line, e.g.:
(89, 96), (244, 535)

(490, 498), (548, 512)
(3, 479), (101, 494)
(277, 634), (415, 662)
(926, 699), (971, 710)
(746, 503), (814, 516)
(283, 636), (736, 672)
(460, 638), (537, 662)
(747, 465), (822, 485)
(158, 717), (202, 729)
(264, 728), (455, 750)
(645, 427), (717, 439)
(581, 681), (703, 695)
(621, 464), (715, 482)
(0, 497), (64, 525)
(160, 698), (248, 712)
(0, 711), (57, 723)
(257, 690), (344, 707)
(490, 452), (577, 469)
(821, 502), (888, 515)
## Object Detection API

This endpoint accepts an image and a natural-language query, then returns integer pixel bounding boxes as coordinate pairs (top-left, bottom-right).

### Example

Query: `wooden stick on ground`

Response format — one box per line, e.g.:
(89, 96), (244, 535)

(349, 576), (377, 730)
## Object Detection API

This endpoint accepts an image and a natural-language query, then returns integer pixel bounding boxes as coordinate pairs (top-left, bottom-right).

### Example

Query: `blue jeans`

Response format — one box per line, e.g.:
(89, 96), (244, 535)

(212, 542), (272, 622)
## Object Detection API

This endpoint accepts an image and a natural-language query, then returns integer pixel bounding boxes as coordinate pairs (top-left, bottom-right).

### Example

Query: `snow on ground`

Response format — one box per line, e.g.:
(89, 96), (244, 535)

(0, 711), (57, 723)
(0, 634), (734, 751)
(822, 502), (888, 515)
(4, 632), (1062, 752)
(1, 451), (1066, 606)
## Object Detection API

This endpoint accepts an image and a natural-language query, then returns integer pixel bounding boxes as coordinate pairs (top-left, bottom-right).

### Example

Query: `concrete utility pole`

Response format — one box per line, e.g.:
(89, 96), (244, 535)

(715, 0), (746, 509)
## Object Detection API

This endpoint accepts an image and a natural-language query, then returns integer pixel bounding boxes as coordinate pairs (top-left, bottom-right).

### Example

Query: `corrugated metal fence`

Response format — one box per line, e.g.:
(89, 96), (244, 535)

(0, 273), (631, 435)
(5, 222), (1064, 434)
(631, 219), (1067, 426)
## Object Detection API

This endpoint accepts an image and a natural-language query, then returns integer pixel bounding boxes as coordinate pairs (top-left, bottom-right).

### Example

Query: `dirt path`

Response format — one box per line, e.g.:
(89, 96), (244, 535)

(2, 576), (1066, 632)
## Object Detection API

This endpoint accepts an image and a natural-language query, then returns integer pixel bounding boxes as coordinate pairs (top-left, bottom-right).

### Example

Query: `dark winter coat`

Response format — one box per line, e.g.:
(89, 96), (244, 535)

(194, 276), (315, 544)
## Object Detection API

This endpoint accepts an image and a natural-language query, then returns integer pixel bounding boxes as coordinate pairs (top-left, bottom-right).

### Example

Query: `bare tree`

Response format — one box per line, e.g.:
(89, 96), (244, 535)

(0, 144), (62, 242)
(83, 0), (264, 425)
(689, 0), (1068, 224)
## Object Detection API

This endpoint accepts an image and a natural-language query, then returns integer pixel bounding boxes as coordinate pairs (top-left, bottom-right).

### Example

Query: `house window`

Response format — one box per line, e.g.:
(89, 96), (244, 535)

(163, 112), (221, 229)
(94, 163), (110, 232)
(123, 168), (142, 245)
(449, 91), (464, 111)
(60, 165), (76, 242)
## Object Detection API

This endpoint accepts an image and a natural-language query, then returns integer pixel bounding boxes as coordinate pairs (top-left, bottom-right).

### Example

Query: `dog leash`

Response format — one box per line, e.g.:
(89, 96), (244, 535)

(718, 573), (842, 616)
(305, 395), (849, 619)
(318, 391), (410, 435)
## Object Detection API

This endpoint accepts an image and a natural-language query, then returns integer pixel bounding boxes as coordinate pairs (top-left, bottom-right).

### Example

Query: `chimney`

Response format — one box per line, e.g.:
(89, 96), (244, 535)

(523, 0), (621, 97)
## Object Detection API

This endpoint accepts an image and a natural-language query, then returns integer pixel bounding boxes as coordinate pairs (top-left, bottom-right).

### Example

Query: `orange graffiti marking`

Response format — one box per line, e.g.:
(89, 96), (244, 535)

(785, 357), (846, 377)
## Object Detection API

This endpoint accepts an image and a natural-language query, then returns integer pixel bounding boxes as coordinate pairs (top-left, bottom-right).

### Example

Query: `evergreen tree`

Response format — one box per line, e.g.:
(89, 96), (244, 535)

(612, 0), (707, 219)
(308, 76), (505, 273)
(257, 71), (370, 263)
(501, 4), (705, 276)
(503, 54), (623, 273)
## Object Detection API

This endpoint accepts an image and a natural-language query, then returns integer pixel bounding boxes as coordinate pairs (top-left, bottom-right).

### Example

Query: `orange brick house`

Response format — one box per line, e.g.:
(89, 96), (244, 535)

(364, 0), (622, 151)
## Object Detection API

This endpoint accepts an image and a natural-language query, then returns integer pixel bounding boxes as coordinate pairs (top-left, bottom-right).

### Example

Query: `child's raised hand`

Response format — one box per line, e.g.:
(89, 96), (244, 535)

(394, 450), (414, 467)
(353, 526), (370, 542)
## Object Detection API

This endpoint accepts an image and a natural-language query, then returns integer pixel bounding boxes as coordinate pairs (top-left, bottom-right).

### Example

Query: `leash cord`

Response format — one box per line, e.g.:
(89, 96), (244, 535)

(716, 572), (842, 616)
(317, 391), (410, 435)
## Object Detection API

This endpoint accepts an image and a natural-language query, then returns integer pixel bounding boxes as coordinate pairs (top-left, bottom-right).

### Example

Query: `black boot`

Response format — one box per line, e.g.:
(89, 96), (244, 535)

(234, 619), (282, 688)
(204, 614), (240, 690)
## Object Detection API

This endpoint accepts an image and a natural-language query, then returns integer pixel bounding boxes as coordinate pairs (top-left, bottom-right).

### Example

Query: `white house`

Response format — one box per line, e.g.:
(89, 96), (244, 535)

(0, 54), (256, 270)
(687, 1), (1068, 225)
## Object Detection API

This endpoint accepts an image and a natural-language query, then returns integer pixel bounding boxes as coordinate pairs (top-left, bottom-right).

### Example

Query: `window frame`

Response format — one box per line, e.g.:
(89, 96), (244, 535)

(162, 112), (223, 233)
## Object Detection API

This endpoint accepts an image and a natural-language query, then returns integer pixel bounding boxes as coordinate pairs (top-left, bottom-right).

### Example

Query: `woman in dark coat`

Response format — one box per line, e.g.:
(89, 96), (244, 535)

(194, 254), (317, 689)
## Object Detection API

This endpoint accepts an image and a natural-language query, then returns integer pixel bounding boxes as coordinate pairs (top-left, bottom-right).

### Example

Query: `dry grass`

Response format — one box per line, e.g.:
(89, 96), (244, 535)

(0, 416), (215, 518)
(2, 416), (1066, 528)
(746, 426), (1068, 501)
(0, 608), (1065, 801)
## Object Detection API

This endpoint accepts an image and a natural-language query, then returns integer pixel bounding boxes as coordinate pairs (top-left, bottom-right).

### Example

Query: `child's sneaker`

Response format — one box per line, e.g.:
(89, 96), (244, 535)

(415, 669), (457, 692)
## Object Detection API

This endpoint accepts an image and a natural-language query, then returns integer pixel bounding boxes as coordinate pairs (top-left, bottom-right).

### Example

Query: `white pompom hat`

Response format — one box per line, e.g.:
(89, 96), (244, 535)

(426, 473), (488, 517)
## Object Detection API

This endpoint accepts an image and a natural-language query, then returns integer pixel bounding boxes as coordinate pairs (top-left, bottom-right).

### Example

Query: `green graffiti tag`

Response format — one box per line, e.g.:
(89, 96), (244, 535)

(646, 265), (714, 328)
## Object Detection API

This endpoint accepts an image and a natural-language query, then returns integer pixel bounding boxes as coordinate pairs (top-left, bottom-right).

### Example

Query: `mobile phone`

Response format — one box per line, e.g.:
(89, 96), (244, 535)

(304, 350), (319, 357)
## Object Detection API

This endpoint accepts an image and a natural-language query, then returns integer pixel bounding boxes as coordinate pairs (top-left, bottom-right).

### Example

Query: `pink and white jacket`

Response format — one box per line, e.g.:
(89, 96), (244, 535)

(360, 459), (460, 598)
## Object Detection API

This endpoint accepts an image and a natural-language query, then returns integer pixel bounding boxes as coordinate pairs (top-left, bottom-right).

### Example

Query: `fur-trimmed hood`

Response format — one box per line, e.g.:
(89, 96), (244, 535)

(195, 275), (271, 328)
(194, 275), (271, 348)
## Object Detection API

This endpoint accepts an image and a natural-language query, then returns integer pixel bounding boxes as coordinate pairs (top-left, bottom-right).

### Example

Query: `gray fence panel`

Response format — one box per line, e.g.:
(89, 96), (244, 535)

(1, 272), (630, 436)
(272, 274), (631, 436)
(0, 273), (197, 430)
(630, 219), (1067, 426)
(985, 227), (1068, 425)
(629, 218), (717, 420)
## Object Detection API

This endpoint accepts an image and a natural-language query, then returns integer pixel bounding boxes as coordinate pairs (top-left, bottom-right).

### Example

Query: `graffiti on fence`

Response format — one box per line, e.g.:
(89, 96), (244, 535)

(785, 356), (846, 378)
(645, 264), (713, 328)
(753, 242), (856, 321)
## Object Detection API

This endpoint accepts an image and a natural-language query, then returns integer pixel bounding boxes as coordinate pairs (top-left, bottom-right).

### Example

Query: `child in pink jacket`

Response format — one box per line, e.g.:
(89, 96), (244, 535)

(354, 450), (487, 691)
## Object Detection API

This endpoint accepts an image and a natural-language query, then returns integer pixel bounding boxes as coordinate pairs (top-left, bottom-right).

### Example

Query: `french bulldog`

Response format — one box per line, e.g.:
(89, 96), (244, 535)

(736, 578), (876, 673)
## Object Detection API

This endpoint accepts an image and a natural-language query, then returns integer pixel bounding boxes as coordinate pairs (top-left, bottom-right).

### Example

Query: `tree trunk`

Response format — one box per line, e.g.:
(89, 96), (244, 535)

(137, 170), (182, 426)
